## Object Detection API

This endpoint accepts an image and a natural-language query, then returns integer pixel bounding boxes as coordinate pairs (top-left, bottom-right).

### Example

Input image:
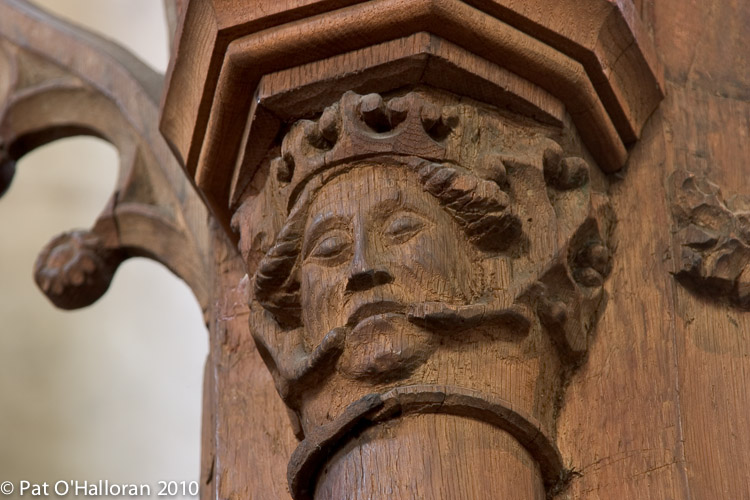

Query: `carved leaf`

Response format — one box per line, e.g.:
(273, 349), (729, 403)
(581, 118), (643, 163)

(670, 167), (750, 310)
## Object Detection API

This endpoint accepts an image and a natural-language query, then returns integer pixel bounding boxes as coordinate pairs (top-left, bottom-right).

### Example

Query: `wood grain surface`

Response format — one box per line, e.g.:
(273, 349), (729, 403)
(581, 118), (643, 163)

(557, 1), (750, 498)
(2, 0), (748, 499)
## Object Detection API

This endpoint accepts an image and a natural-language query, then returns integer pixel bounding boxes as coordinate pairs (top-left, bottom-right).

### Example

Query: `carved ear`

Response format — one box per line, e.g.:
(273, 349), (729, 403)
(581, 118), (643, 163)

(517, 213), (612, 364)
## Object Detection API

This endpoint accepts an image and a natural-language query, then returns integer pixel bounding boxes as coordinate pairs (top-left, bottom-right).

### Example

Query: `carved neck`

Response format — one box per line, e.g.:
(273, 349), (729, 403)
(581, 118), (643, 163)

(314, 414), (546, 500)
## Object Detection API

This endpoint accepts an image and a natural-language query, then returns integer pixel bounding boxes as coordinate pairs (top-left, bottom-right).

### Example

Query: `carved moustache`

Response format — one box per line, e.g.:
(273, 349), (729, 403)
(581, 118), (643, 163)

(282, 299), (531, 393)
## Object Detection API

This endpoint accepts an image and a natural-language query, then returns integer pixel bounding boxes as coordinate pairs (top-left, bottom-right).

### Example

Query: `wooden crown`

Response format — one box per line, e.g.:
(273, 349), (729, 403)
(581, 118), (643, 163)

(271, 90), (476, 211)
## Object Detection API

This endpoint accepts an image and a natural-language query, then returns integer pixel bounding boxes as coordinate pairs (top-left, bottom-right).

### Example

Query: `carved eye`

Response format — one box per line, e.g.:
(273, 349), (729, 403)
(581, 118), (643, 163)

(308, 231), (351, 262)
(383, 213), (426, 244)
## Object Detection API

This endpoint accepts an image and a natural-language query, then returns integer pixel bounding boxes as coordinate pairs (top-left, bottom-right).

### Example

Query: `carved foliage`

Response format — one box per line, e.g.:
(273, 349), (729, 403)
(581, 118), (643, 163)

(34, 229), (123, 310)
(670, 167), (750, 309)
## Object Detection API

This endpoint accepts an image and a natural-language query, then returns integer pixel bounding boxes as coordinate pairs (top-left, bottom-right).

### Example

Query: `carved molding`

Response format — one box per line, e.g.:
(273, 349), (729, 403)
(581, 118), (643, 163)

(288, 385), (565, 499)
(670, 167), (750, 310)
(233, 89), (614, 498)
(160, 0), (663, 232)
(0, 0), (212, 311)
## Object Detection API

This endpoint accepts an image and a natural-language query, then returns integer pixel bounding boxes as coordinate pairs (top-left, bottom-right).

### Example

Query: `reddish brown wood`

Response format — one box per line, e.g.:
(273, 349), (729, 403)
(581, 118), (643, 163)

(3, 0), (750, 499)
(556, 2), (750, 498)
(161, 0), (663, 236)
(232, 85), (614, 498)
(162, 0), (662, 179)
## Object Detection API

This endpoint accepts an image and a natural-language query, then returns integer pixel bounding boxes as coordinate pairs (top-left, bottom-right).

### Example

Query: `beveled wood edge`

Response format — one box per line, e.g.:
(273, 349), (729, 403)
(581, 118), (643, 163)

(160, 0), (662, 181)
(466, 0), (664, 141)
(195, 0), (628, 226)
(159, 0), (368, 172)
(225, 32), (569, 207)
(257, 34), (565, 124)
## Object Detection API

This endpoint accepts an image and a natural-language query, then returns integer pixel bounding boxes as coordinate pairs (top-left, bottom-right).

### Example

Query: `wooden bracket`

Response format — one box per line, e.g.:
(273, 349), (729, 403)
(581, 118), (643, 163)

(0, 0), (213, 312)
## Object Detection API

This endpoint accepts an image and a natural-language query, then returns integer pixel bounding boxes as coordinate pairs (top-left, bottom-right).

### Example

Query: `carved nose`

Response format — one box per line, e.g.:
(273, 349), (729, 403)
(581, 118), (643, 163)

(346, 267), (393, 292)
(346, 226), (393, 291)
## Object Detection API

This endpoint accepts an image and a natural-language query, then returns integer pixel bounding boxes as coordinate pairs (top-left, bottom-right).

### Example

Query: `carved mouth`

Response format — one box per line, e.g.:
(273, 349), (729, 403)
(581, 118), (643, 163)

(346, 300), (406, 328)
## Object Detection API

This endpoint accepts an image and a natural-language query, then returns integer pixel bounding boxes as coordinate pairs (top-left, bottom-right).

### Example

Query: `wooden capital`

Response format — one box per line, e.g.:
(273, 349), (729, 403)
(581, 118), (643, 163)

(6, 1), (750, 499)
(158, 2), (661, 498)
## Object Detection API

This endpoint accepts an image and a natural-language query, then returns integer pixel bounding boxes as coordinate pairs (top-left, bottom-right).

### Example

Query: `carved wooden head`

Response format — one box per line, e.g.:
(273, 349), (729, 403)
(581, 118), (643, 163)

(232, 91), (613, 488)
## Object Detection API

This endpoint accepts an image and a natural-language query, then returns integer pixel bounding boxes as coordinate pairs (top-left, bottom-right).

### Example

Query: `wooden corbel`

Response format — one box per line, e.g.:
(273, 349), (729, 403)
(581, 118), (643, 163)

(161, 0), (663, 231)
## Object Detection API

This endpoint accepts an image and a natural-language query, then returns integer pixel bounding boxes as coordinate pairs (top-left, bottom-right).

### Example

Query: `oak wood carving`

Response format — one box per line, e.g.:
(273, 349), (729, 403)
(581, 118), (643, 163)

(158, 2), (658, 494)
(3, 0), (750, 499)
(670, 167), (750, 310)
(236, 89), (612, 498)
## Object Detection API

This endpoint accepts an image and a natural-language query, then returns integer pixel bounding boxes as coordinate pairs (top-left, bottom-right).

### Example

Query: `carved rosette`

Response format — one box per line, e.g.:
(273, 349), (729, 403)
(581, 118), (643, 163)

(34, 229), (123, 309)
(670, 167), (750, 309)
(233, 89), (613, 498)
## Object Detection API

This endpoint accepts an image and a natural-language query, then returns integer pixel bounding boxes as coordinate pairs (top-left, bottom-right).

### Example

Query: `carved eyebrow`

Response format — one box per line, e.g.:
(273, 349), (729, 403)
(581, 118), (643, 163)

(302, 212), (349, 258)
(371, 194), (433, 225)
(372, 196), (401, 217)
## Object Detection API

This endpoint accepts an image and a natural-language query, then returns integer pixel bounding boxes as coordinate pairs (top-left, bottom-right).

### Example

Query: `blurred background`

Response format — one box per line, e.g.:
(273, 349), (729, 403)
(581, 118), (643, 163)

(0, 1), (207, 497)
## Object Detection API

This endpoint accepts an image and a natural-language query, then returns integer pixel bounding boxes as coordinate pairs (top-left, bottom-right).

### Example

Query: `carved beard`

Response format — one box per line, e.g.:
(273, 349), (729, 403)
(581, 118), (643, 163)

(405, 300), (530, 334)
(301, 298), (531, 384)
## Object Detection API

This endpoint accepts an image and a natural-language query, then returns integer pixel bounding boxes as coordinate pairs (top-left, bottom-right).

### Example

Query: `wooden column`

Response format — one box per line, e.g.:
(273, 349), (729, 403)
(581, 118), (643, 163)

(2, 1), (749, 499)
(159, 2), (660, 498)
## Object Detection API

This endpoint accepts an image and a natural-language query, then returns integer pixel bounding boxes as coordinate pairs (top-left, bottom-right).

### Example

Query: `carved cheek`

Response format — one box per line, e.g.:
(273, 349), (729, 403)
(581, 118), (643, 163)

(299, 261), (346, 346)
(404, 223), (475, 302)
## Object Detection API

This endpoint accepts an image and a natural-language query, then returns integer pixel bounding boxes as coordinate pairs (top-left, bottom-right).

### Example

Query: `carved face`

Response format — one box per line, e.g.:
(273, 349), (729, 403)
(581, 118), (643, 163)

(299, 165), (478, 380)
